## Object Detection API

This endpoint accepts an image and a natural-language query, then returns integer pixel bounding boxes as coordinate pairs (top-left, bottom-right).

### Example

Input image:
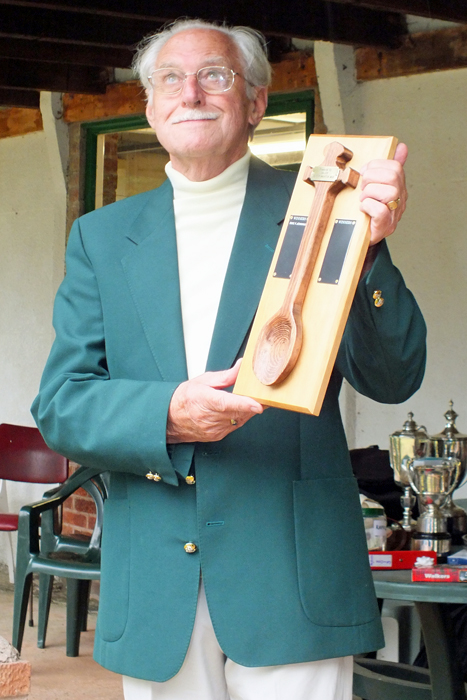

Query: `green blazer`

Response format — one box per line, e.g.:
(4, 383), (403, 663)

(32, 157), (426, 682)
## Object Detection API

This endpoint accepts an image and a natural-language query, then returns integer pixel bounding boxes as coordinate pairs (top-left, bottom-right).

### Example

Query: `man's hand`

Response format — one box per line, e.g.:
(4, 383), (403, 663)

(359, 142), (408, 245)
(167, 360), (263, 444)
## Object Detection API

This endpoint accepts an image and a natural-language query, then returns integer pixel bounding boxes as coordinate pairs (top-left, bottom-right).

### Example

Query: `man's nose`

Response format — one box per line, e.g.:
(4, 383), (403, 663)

(181, 73), (205, 106)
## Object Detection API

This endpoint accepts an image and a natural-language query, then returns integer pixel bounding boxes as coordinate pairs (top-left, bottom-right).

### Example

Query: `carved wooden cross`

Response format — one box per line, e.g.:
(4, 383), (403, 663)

(252, 141), (360, 386)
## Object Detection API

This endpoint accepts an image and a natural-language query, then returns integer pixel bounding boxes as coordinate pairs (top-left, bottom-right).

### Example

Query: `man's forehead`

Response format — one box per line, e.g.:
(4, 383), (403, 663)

(157, 55), (227, 69)
(155, 29), (239, 68)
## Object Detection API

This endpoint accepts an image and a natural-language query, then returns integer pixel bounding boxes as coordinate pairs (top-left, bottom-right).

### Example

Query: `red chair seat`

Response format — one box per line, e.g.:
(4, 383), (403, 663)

(0, 513), (19, 531)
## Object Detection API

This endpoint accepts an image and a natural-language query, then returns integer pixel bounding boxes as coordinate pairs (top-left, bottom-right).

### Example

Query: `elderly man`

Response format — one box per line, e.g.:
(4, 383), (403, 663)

(32, 17), (426, 700)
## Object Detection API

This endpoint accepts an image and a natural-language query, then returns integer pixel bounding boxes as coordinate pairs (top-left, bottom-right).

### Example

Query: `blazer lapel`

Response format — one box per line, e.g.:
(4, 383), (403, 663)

(121, 181), (188, 382)
(206, 158), (296, 372)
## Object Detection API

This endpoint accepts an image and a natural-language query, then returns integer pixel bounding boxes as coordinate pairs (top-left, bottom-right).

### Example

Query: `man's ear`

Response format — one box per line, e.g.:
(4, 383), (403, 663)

(248, 87), (268, 128)
(145, 94), (156, 131)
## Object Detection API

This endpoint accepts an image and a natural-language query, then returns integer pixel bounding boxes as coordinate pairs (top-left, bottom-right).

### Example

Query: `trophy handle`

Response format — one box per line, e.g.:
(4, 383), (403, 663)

(406, 458), (420, 495)
(455, 460), (467, 490)
(446, 458), (462, 497)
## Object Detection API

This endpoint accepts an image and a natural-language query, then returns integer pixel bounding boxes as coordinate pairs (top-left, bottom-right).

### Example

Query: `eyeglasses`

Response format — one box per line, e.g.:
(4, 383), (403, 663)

(147, 66), (247, 95)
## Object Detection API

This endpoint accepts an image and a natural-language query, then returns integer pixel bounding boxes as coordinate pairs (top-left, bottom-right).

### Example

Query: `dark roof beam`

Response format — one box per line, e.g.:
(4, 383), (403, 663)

(0, 86), (39, 107)
(0, 2), (408, 48)
(0, 58), (109, 93)
(256, 3), (407, 48)
(0, 5), (162, 48)
(3, 0), (466, 23)
(0, 37), (133, 67)
(0, 0), (169, 21)
(328, 0), (467, 24)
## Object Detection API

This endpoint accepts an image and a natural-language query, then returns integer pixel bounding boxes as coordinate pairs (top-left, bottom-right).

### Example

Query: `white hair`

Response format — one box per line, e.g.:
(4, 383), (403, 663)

(132, 18), (272, 100)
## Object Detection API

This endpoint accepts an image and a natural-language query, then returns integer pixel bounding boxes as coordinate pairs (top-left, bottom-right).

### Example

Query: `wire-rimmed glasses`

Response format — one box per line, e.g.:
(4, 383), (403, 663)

(147, 66), (245, 95)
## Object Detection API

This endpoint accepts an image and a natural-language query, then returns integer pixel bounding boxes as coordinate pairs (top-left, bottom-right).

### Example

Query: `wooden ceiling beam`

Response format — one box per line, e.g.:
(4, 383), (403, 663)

(0, 0), (168, 21)
(0, 58), (109, 93)
(0, 5), (162, 48)
(0, 86), (39, 107)
(264, 3), (406, 47)
(329, 0), (467, 24)
(356, 23), (467, 79)
(0, 1), (407, 48)
(0, 37), (133, 67)
(2, 0), (466, 23)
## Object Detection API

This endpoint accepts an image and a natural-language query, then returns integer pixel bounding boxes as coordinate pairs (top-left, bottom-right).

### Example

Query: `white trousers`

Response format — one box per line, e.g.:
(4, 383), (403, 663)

(123, 582), (353, 700)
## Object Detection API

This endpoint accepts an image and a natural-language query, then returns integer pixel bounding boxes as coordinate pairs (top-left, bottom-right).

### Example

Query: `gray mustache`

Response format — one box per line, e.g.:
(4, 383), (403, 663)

(171, 110), (220, 124)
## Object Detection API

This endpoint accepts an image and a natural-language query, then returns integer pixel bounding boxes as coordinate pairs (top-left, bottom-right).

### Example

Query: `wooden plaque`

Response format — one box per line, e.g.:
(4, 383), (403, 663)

(234, 134), (398, 415)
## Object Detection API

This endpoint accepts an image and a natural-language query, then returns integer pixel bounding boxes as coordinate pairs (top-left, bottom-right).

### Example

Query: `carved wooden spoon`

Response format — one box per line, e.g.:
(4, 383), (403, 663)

(252, 141), (359, 386)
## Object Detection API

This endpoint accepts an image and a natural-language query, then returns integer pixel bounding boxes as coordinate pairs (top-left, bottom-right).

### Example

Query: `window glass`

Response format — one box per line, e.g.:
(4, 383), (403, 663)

(250, 112), (307, 167)
(88, 92), (313, 210)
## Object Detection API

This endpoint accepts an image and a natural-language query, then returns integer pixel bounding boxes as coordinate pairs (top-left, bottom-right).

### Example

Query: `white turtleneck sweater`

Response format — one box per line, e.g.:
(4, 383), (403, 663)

(165, 152), (250, 379)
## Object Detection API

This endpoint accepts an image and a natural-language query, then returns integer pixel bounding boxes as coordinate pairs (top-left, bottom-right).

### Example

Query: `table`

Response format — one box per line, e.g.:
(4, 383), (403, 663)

(353, 569), (467, 700)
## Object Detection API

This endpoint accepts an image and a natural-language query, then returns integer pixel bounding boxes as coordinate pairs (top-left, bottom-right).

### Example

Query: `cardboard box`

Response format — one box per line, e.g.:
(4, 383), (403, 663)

(447, 549), (467, 565)
(369, 550), (437, 570)
(412, 565), (467, 583)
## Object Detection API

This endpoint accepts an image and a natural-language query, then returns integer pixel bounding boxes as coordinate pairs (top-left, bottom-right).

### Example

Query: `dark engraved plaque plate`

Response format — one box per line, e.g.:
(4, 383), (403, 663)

(273, 215), (307, 279)
(317, 219), (356, 285)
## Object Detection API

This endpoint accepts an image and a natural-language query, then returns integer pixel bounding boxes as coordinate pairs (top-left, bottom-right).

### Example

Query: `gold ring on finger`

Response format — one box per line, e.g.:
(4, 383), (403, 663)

(230, 419), (238, 426)
(387, 197), (401, 211)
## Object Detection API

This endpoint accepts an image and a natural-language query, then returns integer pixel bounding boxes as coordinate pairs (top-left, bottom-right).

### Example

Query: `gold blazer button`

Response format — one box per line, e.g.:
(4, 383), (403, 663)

(184, 542), (198, 554)
(372, 290), (384, 307)
(146, 472), (162, 481)
(185, 475), (196, 485)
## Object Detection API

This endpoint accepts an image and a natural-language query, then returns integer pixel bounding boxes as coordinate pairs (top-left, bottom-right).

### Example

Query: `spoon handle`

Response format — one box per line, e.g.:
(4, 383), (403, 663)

(253, 141), (359, 385)
(283, 180), (341, 313)
(284, 142), (358, 314)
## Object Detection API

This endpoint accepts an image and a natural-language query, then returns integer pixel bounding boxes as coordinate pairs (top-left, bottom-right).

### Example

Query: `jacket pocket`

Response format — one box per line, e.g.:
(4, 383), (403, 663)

(293, 477), (379, 627)
(98, 498), (130, 641)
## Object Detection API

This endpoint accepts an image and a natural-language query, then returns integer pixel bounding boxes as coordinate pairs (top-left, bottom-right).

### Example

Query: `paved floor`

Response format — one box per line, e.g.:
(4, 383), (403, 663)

(0, 567), (123, 699)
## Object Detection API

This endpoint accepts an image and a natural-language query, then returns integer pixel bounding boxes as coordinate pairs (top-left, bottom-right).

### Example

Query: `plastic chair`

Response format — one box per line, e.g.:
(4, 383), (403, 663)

(353, 656), (432, 699)
(37, 470), (108, 651)
(0, 423), (68, 585)
(12, 465), (105, 657)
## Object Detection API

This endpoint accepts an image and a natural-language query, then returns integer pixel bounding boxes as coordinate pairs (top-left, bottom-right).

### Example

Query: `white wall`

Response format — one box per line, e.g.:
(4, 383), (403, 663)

(316, 45), (467, 492)
(0, 97), (67, 562)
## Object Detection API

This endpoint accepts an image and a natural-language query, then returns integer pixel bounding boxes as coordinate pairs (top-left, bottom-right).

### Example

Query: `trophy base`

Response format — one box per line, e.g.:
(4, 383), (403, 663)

(411, 531), (451, 555)
(399, 518), (417, 533)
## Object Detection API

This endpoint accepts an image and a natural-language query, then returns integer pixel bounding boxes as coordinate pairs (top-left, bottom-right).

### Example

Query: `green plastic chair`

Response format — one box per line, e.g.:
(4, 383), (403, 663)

(37, 470), (108, 651)
(353, 657), (432, 700)
(12, 465), (105, 657)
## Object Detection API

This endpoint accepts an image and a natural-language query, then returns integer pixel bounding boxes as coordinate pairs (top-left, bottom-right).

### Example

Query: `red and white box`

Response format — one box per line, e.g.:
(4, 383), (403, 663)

(412, 565), (467, 583)
(369, 550), (437, 570)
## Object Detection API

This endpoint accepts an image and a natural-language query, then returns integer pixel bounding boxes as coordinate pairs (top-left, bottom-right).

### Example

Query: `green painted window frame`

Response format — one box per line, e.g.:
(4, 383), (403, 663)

(83, 114), (150, 214)
(82, 89), (314, 214)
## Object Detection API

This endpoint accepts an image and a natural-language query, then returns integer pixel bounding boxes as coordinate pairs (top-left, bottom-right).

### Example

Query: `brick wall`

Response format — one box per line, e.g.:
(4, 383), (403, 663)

(102, 133), (119, 207)
(66, 122), (87, 240)
(62, 462), (96, 538)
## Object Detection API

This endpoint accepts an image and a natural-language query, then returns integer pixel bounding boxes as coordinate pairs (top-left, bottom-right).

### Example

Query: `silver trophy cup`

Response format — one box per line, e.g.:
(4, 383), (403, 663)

(389, 413), (431, 531)
(407, 456), (461, 554)
(429, 401), (467, 540)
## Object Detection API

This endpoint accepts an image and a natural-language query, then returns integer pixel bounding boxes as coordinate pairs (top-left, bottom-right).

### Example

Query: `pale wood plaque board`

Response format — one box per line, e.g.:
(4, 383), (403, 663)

(234, 134), (398, 415)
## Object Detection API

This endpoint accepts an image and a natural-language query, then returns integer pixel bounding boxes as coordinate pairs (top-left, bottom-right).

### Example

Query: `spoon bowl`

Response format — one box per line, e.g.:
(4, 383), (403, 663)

(252, 309), (302, 385)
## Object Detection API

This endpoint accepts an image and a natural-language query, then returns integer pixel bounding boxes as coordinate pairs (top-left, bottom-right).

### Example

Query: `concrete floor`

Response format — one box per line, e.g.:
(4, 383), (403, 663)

(0, 567), (123, 700)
